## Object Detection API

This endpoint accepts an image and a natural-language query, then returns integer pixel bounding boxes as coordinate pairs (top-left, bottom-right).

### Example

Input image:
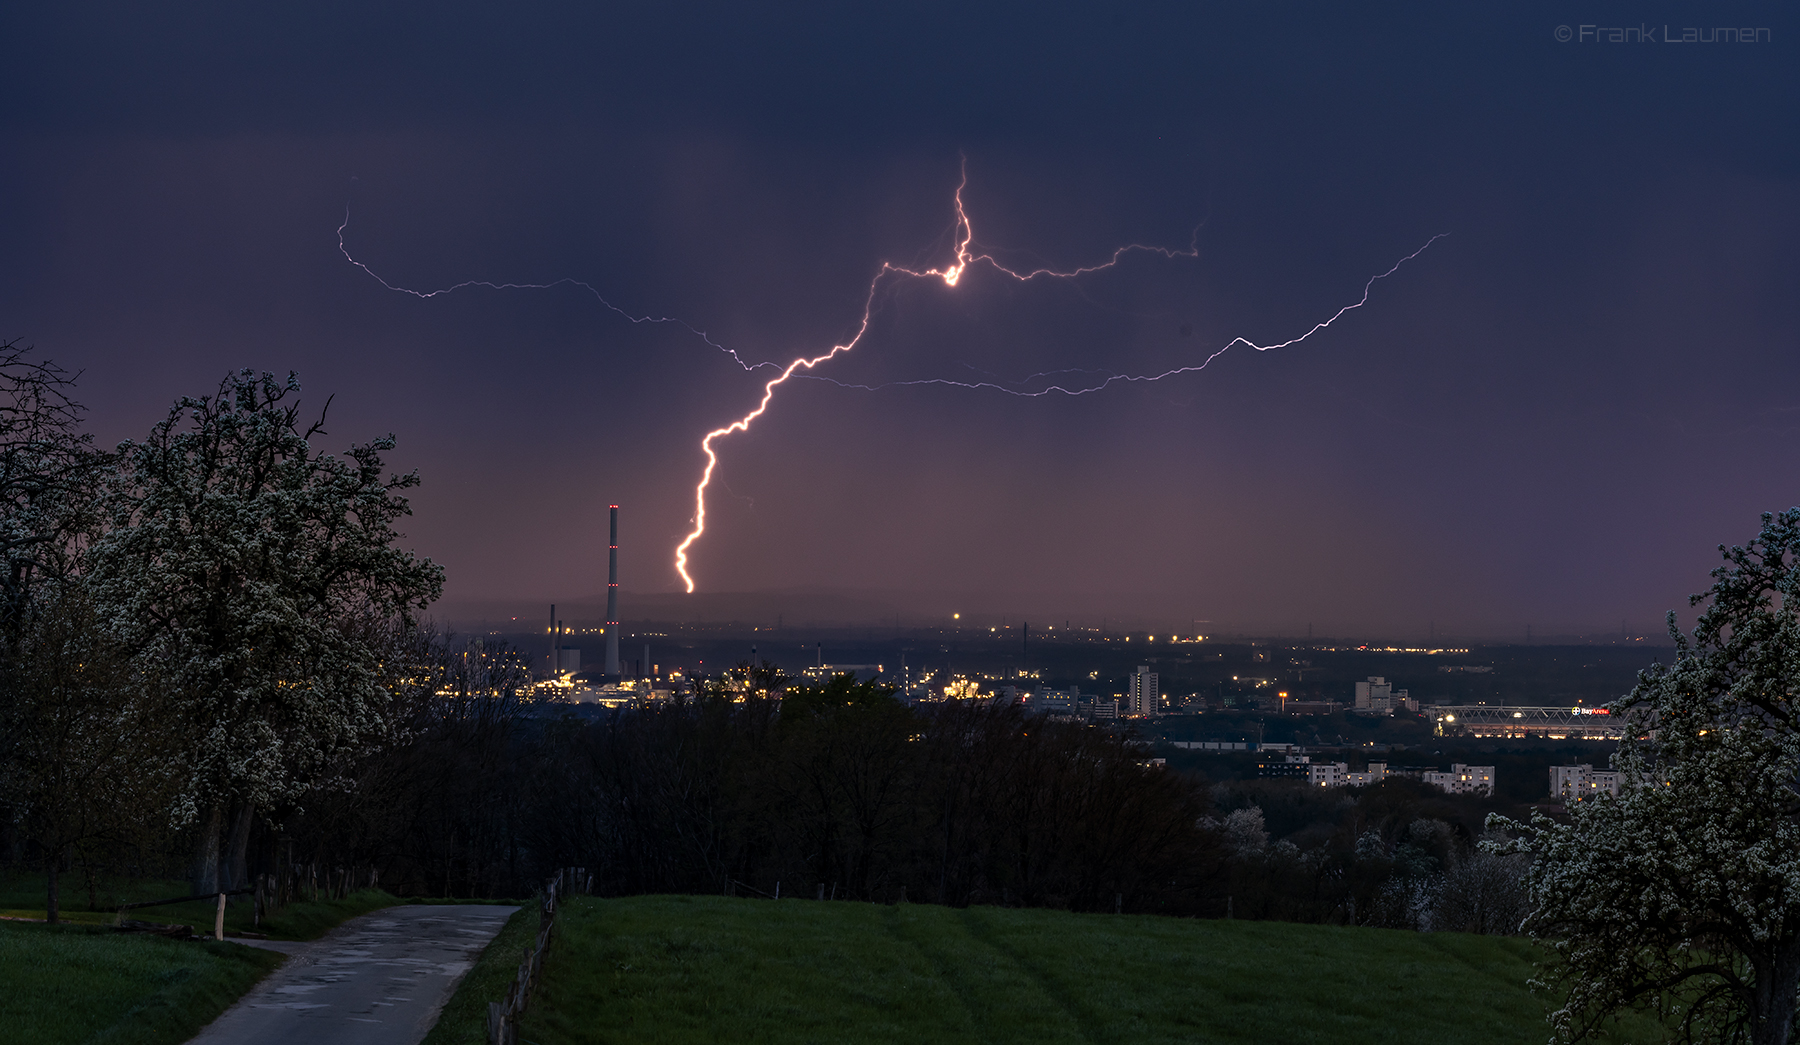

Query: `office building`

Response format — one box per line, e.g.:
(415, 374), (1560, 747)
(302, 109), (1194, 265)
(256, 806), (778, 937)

(1354, 676), (1411, 715)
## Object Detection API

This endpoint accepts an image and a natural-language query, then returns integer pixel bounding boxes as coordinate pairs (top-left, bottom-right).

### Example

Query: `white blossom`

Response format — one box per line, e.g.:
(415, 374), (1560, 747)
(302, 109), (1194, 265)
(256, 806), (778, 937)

(1492, 509), (1800, 1045)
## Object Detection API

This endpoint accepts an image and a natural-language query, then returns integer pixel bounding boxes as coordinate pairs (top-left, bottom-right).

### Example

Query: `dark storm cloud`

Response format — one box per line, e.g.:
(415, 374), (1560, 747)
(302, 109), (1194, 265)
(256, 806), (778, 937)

(0, 1), (1793, 638)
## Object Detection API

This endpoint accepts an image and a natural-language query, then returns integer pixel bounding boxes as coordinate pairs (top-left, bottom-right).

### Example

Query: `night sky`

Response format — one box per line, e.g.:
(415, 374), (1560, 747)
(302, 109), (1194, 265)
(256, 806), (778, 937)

(1, 2), (1793, 638)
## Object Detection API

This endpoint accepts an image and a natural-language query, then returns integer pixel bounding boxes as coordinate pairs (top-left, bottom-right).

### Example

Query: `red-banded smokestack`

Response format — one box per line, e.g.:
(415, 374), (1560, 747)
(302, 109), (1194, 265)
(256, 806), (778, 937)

(604, 503), (619, 676)
(605, 505), (621, 679)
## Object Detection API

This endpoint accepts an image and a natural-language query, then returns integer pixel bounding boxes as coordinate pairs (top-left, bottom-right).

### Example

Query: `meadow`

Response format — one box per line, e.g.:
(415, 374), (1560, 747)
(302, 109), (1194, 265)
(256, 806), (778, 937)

(0, 921), (281, 1045)
(461, 895), (1587, 1045)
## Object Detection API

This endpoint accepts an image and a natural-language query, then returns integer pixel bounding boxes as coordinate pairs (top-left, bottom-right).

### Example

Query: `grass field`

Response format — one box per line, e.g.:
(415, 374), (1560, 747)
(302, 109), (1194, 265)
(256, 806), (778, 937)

(0, 873), (398, 940)
(0, 920), (283, 1045)
(515, 896), (1580, 1045)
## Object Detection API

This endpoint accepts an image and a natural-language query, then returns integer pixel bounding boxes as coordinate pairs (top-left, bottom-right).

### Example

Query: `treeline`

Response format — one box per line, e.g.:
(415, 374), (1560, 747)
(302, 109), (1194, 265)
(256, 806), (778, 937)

(308, 672), (1216, 911)
(272, 666), (1529, 933)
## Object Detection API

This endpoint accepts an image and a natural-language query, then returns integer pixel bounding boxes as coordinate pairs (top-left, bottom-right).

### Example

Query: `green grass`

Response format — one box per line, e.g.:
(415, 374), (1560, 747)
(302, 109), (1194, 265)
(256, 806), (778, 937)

(0, 873), (398, 940)
(421, 905), (537, 1045)
(2, 871), (530, 1045)
(519, 896), (1595, 1045)
(0, 920), (283, 1045)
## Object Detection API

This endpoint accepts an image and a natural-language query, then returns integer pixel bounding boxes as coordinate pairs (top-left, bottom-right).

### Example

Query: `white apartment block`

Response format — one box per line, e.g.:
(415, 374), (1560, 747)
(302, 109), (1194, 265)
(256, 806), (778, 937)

(1308, 761), (1397, 787)
(1307, 760), (1494, 796)
(1550, 763), (1622, 800)
(1129, 666), (1159, 717)
(1422, 764), (1495, 797)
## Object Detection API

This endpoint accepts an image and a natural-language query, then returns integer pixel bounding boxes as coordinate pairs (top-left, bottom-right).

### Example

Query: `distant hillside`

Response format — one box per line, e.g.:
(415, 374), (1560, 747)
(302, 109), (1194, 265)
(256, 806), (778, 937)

(505, 895), (1647, 1045)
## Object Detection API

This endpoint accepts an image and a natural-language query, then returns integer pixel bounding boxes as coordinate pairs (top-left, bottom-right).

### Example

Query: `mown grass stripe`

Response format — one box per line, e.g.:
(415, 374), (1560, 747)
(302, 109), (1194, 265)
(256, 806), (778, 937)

(884, 904), (1088, 1044)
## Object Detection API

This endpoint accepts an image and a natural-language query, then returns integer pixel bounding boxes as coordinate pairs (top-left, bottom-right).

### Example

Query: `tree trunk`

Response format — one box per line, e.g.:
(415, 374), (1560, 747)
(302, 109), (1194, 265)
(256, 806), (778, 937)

(45, 848), (60, 925)
(1752, 940), (1800, 1045)
(191, 804), (224, 895)
(223, 800), (255, 892)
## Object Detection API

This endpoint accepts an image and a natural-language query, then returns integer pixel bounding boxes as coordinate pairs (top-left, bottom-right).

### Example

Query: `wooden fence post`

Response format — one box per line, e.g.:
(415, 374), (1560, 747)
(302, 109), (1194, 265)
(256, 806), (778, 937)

(486, 870), (577, 1045)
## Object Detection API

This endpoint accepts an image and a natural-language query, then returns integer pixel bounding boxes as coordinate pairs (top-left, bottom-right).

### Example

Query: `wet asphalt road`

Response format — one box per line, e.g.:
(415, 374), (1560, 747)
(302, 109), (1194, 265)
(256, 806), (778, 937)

(186, 904), (519, 1045)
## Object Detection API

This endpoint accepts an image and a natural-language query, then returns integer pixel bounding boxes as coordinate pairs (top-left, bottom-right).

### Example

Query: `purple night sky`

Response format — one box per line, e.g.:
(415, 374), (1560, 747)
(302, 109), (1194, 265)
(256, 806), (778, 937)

(1, 2), (1793, 638)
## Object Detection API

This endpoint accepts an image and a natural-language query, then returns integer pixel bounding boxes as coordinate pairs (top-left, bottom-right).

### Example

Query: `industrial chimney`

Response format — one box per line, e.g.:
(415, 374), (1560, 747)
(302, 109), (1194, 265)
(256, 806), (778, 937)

(605, 505), (621, 680)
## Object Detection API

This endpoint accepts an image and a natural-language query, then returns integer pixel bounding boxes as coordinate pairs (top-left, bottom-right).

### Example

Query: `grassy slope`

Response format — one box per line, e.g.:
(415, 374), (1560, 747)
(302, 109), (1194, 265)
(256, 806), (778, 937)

(0, 921), (282, 1045)
(520, 896), (1583, 1045)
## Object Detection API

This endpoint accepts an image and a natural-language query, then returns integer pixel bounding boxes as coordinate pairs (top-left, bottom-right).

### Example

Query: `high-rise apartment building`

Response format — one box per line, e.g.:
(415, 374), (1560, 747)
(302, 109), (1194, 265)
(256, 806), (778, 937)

(1129, 665), (1159, 717)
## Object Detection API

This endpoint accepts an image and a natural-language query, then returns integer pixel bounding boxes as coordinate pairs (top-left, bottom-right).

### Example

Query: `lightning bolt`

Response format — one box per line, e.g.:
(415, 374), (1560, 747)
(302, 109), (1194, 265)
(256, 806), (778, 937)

(671, 169), (1443, 592)
(336, 211), (779, 375)
(337, 167), (1445, 596)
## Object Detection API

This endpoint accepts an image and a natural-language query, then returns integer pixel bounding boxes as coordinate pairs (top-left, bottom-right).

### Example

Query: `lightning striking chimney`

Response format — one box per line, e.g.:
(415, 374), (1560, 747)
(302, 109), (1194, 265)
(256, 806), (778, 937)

(605, 505), (621, 680)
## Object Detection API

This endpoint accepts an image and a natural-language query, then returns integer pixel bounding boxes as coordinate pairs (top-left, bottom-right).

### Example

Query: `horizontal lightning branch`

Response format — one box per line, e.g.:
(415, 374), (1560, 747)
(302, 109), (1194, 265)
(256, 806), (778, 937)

(797, 233), (1448, 399)
(336, 211), (778, 374)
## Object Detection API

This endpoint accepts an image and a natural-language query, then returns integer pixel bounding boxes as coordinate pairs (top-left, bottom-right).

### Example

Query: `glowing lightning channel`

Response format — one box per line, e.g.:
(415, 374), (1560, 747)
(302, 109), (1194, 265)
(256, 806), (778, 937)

(669, 165), (1444, 592)
(671, 284), (884, 592)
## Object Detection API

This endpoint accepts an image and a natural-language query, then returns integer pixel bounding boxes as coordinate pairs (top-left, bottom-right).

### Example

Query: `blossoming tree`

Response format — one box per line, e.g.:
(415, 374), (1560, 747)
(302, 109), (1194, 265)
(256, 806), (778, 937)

(1497, 508), (1800, 1045)
(91, 370), (443, 894)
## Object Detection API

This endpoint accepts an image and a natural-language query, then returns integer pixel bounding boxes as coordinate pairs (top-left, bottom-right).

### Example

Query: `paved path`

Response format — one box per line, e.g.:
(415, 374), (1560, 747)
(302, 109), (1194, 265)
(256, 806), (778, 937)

(187, 904), (519, 1045)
